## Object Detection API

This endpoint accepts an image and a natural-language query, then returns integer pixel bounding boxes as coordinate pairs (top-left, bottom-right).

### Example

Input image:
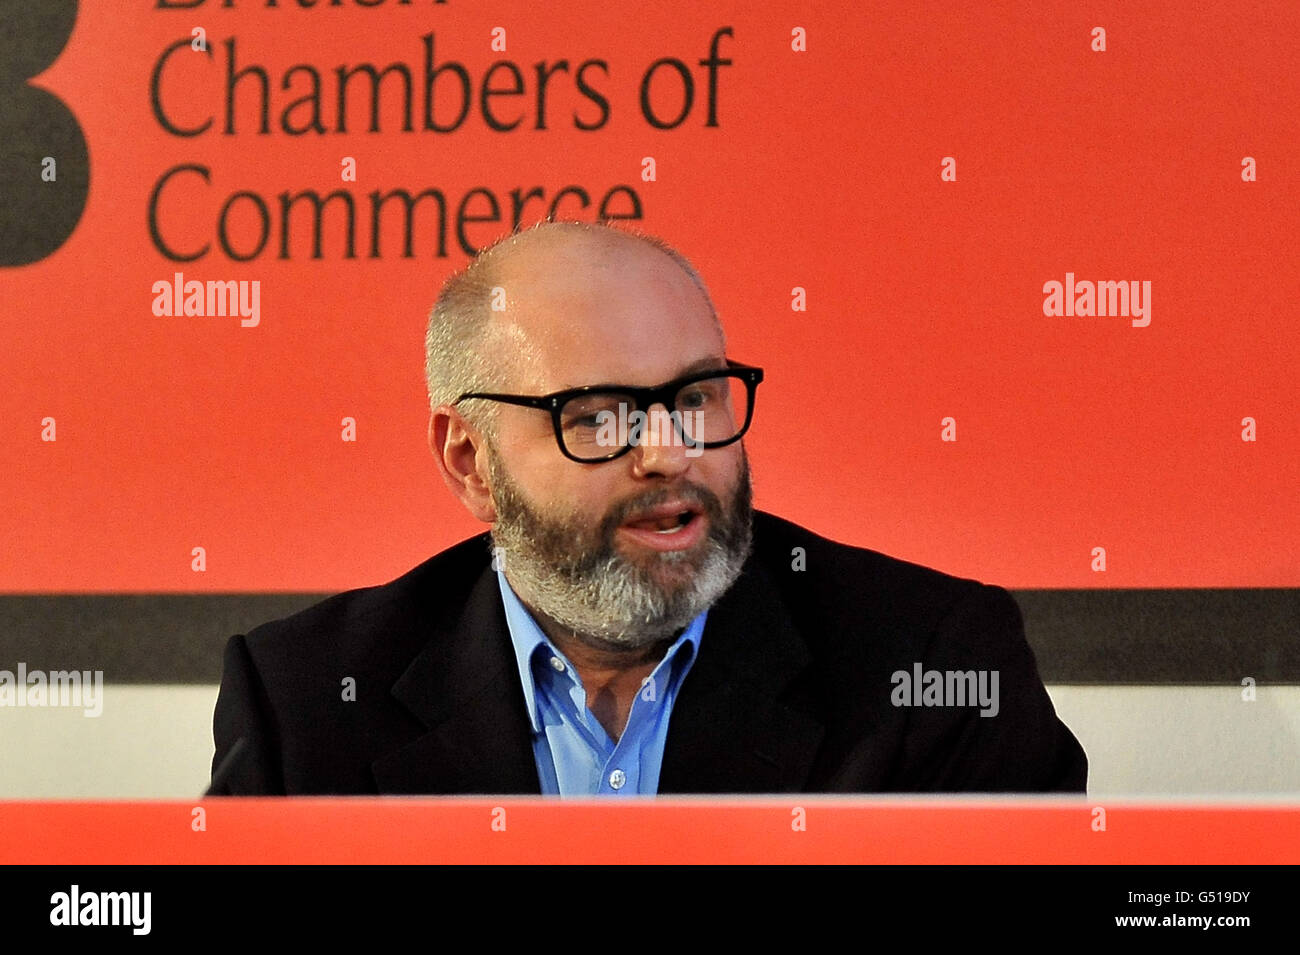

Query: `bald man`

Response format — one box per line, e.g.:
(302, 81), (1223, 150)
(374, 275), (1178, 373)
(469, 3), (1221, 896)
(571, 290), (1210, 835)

(208, 221), (1087, 796)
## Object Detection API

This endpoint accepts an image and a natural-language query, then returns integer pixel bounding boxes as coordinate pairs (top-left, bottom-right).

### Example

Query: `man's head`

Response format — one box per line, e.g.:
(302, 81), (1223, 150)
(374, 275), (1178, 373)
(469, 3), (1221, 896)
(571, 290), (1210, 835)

(426, 221), (754, 651)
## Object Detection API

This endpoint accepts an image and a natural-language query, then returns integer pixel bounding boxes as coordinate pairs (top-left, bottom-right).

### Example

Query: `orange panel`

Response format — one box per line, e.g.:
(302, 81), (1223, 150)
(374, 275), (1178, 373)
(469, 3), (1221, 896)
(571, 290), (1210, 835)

(2, 2), (1296, 591)
(0, 799), (1296, 864)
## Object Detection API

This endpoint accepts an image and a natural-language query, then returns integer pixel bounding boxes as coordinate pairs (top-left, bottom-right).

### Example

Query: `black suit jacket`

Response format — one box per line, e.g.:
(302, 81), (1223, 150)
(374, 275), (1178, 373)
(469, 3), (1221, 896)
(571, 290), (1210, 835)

(208, 511), (1087, 795)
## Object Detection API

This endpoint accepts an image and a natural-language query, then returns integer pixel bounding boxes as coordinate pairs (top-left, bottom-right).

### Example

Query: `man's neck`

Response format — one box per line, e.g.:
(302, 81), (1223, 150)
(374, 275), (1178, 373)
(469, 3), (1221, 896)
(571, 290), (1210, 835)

(517, 595), (673, 742)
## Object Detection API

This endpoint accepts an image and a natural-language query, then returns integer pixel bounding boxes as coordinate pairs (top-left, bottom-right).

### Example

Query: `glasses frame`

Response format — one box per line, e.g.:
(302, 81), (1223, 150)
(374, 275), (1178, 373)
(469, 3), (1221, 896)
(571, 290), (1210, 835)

(454, 360), (764, 463)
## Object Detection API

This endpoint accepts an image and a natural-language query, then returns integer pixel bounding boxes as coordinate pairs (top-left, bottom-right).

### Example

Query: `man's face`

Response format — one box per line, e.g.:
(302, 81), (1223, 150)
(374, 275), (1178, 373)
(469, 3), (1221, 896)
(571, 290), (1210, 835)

(476, 233), (754, 649)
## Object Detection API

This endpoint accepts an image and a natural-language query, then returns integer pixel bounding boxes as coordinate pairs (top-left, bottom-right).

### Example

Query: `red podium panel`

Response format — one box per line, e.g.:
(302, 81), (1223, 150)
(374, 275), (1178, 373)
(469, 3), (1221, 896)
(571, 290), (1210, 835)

(1, 799), (1295, 864)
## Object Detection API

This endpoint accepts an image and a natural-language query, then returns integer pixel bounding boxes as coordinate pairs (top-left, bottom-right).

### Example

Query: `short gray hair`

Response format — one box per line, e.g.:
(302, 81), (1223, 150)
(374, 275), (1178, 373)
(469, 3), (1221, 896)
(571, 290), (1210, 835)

(423, 220), (721, 436)
(423, 245), (507, 435)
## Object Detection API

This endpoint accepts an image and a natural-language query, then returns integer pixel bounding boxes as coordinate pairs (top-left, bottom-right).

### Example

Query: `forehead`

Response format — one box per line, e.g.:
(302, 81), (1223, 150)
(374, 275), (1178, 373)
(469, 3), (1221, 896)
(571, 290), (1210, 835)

(488, 230), (725, 390)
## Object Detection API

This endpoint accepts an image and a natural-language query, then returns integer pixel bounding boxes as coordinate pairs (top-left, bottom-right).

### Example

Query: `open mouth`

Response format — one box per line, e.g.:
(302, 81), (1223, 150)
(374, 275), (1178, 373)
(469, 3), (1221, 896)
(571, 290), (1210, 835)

(624, 510), (696, 534)
(618, 503), (707, 551)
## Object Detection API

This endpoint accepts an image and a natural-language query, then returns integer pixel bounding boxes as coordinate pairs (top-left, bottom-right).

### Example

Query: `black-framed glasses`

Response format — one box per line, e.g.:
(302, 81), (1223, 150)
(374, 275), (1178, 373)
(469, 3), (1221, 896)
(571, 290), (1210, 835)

(455, 360), (764, 463)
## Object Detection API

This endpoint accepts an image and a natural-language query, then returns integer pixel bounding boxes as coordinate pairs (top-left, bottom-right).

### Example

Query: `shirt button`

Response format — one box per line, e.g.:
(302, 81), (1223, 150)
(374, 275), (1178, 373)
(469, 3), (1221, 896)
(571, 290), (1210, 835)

(608, 769), (626, 790)
(548, 656), (566, 673)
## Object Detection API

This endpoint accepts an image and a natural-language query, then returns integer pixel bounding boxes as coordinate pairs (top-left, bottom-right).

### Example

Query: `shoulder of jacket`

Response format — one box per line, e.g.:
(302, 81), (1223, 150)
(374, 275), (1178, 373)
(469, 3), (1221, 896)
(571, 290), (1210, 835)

(240, 531), (493, 660)
(750, 509), (999, 629)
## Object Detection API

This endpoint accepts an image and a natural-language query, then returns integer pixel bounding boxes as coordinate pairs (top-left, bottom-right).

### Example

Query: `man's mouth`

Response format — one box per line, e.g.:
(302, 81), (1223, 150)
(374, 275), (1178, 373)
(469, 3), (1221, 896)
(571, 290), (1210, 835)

(624, 510), (695, 532)
(618, 503), (707, 550)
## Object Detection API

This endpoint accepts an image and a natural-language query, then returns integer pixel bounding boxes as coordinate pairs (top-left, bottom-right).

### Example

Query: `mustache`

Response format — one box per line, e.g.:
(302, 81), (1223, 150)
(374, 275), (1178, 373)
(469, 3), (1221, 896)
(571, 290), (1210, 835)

(487, 441), (753, 580)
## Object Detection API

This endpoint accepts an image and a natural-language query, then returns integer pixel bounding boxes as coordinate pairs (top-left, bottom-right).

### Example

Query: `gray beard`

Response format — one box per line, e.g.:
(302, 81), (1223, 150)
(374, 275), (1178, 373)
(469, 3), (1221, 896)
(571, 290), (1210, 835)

(485, 448), (753, 651)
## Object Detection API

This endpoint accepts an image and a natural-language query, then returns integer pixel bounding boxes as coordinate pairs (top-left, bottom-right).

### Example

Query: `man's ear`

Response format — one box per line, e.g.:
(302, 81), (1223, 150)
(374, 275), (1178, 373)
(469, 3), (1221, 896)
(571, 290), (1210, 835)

(429, 406), (497, 524)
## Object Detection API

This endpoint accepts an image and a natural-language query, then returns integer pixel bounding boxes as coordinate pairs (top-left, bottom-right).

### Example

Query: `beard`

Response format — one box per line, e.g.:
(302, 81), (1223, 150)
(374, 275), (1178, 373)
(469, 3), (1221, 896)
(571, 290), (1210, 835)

(485, 446), (754, 651)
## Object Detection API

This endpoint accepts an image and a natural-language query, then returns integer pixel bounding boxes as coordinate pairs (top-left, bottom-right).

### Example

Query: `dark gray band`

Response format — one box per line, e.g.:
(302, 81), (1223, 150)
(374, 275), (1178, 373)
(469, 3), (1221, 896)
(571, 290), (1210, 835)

(0, 589), (1295, 684)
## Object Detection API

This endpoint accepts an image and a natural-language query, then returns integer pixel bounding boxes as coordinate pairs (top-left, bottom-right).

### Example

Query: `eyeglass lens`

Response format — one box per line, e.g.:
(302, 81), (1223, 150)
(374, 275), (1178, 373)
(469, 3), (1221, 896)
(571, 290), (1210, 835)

(558, 373), (750, 459)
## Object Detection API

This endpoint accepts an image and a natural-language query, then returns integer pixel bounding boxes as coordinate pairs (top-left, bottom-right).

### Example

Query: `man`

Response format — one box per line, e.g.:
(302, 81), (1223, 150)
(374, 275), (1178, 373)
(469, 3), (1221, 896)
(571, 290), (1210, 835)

(208, 220), (1087, 795)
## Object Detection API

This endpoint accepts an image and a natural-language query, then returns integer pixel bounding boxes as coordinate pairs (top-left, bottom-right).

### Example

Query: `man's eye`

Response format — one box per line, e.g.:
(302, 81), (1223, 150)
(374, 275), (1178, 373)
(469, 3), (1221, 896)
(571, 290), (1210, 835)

(678, 387), (713, 410)
(563, 395), (631, 429)
(562, 401), (623, 431)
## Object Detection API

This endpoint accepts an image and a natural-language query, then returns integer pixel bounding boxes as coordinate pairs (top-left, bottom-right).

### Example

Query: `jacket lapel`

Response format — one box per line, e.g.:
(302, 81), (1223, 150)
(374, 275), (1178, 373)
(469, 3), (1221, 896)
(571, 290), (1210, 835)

(659, 558), (825, 793)
(372, 562), (542, 795)
(371, 531), (824, 795)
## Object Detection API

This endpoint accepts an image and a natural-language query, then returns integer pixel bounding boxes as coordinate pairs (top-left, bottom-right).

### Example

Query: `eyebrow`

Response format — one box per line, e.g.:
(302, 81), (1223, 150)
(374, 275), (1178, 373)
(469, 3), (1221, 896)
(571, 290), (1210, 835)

(561, 356), (728, 391)
(676, 356), (729, 376)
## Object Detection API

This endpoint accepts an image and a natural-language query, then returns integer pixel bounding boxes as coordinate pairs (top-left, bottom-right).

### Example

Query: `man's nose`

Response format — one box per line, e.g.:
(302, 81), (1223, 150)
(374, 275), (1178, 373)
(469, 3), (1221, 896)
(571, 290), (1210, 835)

(628, 403), (693, 479)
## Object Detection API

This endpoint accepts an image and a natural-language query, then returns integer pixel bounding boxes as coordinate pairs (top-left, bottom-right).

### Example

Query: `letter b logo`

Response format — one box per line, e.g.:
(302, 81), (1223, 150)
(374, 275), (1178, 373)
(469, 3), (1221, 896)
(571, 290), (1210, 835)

(0, 1), (90, 266)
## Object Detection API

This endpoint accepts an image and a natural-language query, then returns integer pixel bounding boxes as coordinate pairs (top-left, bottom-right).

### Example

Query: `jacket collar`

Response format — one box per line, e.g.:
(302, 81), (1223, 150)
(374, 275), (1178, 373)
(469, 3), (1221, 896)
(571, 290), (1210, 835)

(372, 518), (824, 795)
(658, 555), (825, 793)
(372, 551), (543, 794)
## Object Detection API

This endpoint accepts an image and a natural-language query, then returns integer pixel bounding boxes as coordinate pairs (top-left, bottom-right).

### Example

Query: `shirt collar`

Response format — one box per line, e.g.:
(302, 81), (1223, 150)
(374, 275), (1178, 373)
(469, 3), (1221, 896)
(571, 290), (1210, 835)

(495, 568), (707, 733)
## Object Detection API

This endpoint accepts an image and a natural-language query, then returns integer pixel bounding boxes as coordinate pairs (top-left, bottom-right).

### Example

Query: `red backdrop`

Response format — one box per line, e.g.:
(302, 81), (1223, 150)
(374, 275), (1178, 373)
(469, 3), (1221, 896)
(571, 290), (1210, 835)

(2, 0), (1295, 591)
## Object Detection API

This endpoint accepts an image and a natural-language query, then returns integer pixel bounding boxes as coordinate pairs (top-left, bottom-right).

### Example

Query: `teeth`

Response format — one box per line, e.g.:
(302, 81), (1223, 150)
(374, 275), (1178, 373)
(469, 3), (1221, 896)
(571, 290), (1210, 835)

(625, 511), (695, 534)
(651, 513), (694, 533)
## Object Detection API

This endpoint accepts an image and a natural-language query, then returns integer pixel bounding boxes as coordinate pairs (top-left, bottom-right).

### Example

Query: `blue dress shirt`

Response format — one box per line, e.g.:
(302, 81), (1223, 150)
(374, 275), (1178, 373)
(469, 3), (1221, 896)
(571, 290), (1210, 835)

(495, 569), (705, 796)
